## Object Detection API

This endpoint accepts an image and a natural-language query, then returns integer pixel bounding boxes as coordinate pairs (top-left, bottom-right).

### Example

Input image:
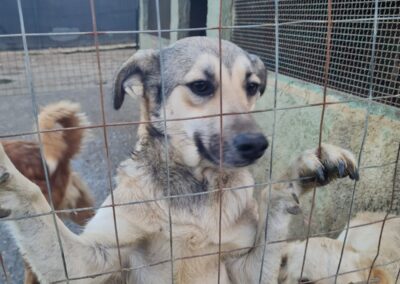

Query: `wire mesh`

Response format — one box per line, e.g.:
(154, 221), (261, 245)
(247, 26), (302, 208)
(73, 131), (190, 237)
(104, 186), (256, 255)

(0, 0), (398, 283)
(154, 0), (175, 281)
(89, 0), (124, 277)
(232, 0), (400, 108)
(15, 0), (69, 281)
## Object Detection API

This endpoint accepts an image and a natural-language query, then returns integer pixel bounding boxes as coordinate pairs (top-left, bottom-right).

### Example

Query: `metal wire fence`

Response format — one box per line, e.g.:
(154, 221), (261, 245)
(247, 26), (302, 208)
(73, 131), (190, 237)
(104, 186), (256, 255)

(232, 0), (400, 108)
(0, 0), (399, 283)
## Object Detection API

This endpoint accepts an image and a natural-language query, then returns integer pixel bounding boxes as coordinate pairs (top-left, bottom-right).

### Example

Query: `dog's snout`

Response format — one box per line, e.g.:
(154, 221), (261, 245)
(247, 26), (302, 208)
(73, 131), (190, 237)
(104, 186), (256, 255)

(233, 133), (268, 161)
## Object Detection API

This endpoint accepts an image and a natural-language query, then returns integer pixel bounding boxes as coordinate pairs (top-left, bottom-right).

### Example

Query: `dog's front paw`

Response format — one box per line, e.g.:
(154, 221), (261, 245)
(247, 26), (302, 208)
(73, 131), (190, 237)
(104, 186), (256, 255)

(292, 143), (359, 189)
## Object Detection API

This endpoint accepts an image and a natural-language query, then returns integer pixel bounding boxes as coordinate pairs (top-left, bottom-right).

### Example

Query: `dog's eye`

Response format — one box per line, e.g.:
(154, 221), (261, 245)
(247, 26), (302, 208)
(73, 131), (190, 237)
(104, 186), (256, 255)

(188, 80), (214, 97)
(246, 82), (260, 96)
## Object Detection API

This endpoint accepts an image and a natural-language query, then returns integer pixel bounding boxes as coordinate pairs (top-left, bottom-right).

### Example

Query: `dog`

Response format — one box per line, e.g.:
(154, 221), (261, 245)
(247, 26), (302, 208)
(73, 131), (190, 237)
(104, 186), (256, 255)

(336, 212), (400, 279)
(0, 37), (359, 283)
(279, 212), (399, 283)
(1, 101), (94, 284)
(226, 144), (359, 284)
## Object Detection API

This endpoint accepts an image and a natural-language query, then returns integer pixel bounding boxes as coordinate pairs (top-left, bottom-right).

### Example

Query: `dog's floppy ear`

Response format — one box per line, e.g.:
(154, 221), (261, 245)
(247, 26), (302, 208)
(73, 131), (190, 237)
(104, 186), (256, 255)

(248, 53), (267, 95)
(113, 49), (160, 110)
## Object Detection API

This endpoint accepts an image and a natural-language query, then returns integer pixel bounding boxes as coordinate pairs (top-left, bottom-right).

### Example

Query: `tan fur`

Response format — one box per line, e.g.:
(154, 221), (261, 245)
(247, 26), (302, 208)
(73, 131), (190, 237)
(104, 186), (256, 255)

(154, 54), (262, 169)
(338, 212), (400, 280)
(280, 212), (399, 283)
(38, 101), (89, 174)
(370, 268), (392, 284)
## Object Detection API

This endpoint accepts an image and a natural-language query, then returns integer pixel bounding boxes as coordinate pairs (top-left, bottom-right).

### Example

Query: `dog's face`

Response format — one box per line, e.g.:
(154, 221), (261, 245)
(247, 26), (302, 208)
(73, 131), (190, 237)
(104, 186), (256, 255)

(113, 37), (268, 168)
(279, 238), (390, 284)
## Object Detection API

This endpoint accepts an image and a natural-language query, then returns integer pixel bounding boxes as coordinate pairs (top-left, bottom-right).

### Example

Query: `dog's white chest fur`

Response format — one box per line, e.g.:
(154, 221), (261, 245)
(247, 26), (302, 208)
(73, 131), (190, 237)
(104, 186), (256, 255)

(83, 157), (258, 283)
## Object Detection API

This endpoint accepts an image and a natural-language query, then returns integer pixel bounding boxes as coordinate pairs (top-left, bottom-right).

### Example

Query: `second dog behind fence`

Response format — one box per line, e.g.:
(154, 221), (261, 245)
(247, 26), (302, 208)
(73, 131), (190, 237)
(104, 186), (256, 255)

(1, 101), (94, 284)
(280, 212), (400, 283)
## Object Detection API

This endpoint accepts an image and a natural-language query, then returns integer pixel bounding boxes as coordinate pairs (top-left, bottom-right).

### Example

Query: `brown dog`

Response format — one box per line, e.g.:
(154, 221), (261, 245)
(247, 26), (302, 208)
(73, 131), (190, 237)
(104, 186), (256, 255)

(2, 101), (94, 284)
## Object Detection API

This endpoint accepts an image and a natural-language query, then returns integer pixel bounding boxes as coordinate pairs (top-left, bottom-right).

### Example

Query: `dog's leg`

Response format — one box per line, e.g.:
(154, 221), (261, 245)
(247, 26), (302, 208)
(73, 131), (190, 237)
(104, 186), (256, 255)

(227, 144), (359, 283)
(226, 187), (297, 284)
(262, 144), (358, 282)
(0, 144), (126, 283)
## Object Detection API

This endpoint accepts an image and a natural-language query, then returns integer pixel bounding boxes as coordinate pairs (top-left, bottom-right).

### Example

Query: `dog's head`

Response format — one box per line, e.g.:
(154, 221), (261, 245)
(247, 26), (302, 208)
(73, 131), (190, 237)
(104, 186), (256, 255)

(113, 37), (268, 168)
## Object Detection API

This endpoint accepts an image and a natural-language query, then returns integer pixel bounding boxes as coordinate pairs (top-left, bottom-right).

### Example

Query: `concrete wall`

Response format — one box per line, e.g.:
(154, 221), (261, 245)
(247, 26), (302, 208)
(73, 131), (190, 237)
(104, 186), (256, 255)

(254, 72), (400, 238)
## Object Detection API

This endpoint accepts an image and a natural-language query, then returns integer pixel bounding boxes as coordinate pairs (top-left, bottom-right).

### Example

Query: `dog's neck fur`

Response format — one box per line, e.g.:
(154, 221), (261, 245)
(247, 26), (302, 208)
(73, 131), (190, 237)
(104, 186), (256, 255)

(132, 126), (248, 208)
(133, 130), (209, 208)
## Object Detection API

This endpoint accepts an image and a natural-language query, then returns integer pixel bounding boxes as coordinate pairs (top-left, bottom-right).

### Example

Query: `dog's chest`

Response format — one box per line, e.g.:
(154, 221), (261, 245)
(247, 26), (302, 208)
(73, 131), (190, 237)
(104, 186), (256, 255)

(116, 159), (257, 281)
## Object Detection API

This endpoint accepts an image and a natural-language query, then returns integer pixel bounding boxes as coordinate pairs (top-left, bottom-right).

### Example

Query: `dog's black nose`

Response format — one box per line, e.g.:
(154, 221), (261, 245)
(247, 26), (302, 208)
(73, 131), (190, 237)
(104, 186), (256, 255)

(233, 133), (268, 161)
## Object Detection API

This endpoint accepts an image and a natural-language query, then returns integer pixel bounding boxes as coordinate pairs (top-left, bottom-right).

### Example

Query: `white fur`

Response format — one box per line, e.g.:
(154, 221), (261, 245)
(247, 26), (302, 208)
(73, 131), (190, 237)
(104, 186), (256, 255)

(280, 212), (399, 283)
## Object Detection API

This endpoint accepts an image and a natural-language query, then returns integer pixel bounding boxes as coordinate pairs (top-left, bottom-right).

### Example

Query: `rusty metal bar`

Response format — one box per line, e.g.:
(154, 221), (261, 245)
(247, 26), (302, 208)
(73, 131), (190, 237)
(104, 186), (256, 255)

(217, 0), (224, 282)
(15, 0), (70, 281)
(154, 0), (175, 282)
(299, 0), (334, 280)
(88, 0), (123, 272)
(334, 0), (380, 282)
(366, 143), (400, 282)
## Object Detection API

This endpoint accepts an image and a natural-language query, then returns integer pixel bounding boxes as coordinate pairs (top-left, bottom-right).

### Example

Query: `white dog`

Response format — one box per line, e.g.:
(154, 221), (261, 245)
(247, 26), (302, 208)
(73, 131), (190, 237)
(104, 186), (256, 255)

(279, 212), (399, 283)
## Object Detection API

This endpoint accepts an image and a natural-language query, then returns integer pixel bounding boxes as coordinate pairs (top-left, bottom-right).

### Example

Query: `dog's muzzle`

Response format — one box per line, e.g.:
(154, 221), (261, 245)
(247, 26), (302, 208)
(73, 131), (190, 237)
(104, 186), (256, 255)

(233, 133), (268, 162)
(197, 131), (269, 167)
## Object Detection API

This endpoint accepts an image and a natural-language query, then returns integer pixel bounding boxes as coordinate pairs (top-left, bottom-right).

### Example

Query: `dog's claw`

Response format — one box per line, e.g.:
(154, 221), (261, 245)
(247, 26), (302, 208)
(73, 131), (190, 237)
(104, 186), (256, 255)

(349, 168), (360, 181)
(354, 169), (360, 181)
(0, 208), (11, 218)
(0, 168), (10, 185)
(337, 161), (346, 178)
(296, 144), (359, 189)
(316, 167), (325, 183)
(291, 193), (300, 204)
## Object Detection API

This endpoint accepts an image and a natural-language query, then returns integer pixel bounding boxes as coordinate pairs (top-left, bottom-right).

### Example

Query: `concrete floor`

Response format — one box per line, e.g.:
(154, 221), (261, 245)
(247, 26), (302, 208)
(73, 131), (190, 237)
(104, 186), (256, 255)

(0, 84), (141, 283)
